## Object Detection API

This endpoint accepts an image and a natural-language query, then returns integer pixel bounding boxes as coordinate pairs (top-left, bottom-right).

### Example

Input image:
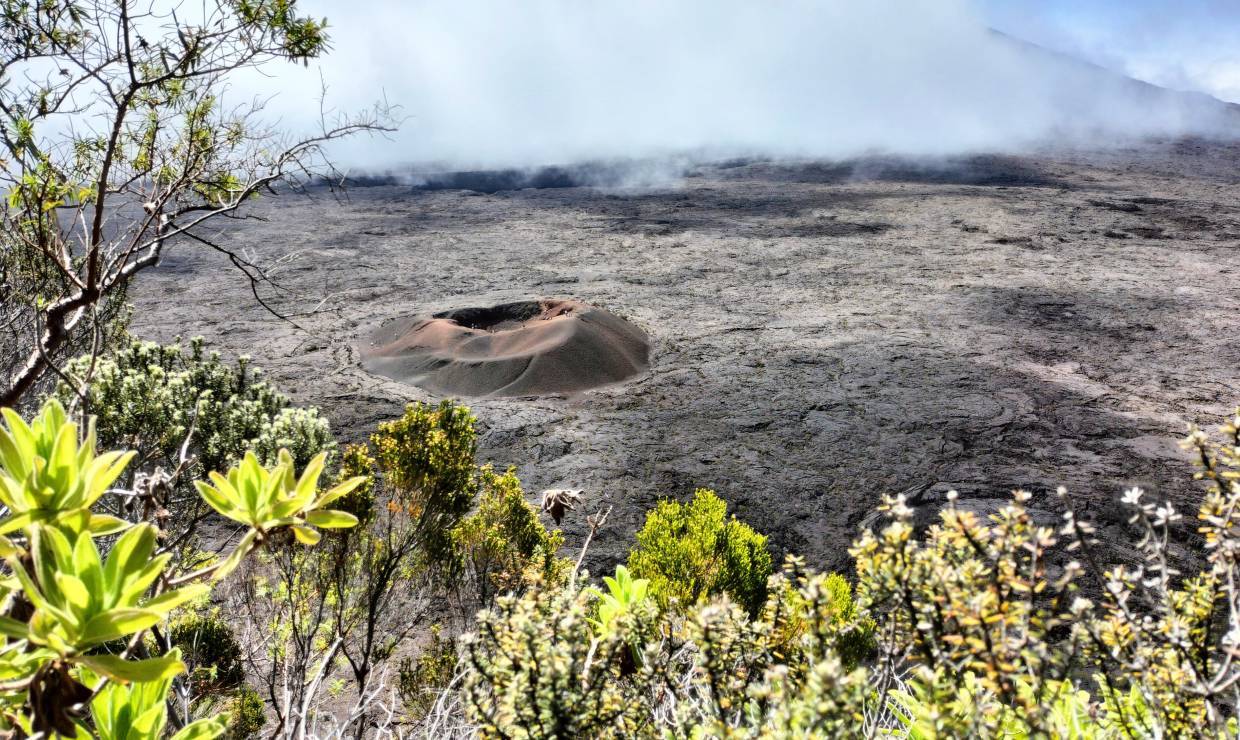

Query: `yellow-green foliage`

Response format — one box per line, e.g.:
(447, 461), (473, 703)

(0, 398), (355, 736)
(451, 465), (569, 603)
(195, 449), (363, 558)
(460, 512), (873, 737)
(457, 412), (1240, 738)
(332, 443), (378, 526)
(627, 488), (772, 615)
(462, 580), (658, 738)
(398, 624), (460, 720)
(222, 685), (266, 740)
(87, 650), (228, 740)
(460, 558), (870, 738)
(587, 565), (650, 637)
(761, 558), (876, 670)
(372, 401), (478, 562)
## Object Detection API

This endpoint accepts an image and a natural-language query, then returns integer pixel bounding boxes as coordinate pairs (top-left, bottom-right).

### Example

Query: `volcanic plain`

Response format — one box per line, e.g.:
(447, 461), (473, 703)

(132, 138), (1240, 573)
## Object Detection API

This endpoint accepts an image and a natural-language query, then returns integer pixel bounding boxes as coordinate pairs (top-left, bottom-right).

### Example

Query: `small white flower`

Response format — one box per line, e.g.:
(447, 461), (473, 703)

(1153, 503), (1182, 526)
(1121, 487), (1144, 506)
(890, 494), (914, 519)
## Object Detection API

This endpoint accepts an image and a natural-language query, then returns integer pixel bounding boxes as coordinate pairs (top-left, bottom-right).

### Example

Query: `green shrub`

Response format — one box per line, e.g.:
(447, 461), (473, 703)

(627, 488), (772, 615)
(398, 625), (459, 720)
(372, 401), (478, 563)
(761, 558), (876, 670)
(459, 559), (867, 737)
(239, 400), (495, 730)
(451, 465), (569, 604)
(57, 337), (334, 476)
(461, 579), (658, 737)
(223, 684), (266, 740)
(250, 406), (335, 473)
(331, 443), (378, 526)
(170, 611), (245, 693)
(457, 412), (1240, 738)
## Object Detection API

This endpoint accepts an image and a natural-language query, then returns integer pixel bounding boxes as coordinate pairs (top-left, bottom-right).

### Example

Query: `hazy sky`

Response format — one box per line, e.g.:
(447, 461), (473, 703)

(983, 0), (1240, 102)
(248, 0), (1240, 170)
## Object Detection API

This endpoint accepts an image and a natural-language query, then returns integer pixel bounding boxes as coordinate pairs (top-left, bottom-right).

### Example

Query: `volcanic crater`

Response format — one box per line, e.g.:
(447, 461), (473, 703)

(360, 299), (650, 398)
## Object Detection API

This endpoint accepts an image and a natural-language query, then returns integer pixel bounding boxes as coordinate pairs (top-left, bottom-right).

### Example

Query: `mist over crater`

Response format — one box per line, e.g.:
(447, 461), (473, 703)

(258, 0), (1239, 174)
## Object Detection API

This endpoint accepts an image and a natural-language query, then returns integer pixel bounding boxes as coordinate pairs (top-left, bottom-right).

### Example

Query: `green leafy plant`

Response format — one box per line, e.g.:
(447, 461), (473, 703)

(627, 488), (772, 615)
(9, 522), (206, 681)
(762, 558), (876, 670)
(88, 650), (229, 740)
(587, 565), (650, 637)
(0, 397), (357, 736)
(194, 449), (363, 570)
(0, 400), (132, 536)
(462, 581), (654, 738)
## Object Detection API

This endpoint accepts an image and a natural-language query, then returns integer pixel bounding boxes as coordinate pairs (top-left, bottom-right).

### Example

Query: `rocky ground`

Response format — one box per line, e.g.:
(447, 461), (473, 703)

(132, 137), (1240, 574)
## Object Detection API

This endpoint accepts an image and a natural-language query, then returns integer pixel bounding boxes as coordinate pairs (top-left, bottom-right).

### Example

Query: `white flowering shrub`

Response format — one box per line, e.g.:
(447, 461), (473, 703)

(56, 337), (334, 478)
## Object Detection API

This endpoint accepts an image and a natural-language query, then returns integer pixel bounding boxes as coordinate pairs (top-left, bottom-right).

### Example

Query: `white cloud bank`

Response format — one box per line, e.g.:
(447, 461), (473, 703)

(241, 0), (1239, 171)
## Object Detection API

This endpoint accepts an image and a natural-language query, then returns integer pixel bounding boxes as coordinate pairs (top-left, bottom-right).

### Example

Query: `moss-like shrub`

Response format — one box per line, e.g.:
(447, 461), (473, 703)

(627, 488), (772, 615)
(223, 684), (266, 740)
(762, 558), (876, 670)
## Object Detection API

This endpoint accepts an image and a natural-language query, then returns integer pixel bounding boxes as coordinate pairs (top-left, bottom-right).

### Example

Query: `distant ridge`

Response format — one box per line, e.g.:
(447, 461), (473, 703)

(990, 28), (1240, 114)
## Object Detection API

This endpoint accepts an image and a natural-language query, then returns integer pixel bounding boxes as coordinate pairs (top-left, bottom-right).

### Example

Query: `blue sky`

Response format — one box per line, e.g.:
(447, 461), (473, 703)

(982, 0), (1240, 101)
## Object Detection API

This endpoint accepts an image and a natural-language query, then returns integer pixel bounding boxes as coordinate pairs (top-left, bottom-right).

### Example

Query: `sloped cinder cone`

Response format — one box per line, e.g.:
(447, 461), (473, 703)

(361, 299), (650, 398)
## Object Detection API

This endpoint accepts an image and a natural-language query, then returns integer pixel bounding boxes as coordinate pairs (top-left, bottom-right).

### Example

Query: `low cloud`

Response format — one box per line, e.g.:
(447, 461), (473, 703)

(244, 0), (1239, 172)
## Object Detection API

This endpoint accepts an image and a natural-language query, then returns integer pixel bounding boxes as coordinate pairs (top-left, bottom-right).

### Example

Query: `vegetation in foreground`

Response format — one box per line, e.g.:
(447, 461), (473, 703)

(0, 1), (1235, 736)
(0, 336), (1232, 737)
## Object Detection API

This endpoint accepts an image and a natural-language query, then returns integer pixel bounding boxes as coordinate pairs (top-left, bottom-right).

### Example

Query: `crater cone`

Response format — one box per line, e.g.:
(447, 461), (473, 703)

(360, 299), (650, 398)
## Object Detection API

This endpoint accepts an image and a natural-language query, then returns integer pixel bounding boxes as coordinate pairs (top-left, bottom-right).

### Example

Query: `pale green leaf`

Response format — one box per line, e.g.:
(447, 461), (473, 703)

(291, 525), (321, 546)
(78, 652), (186, 683)
(305, 509), (358, 529)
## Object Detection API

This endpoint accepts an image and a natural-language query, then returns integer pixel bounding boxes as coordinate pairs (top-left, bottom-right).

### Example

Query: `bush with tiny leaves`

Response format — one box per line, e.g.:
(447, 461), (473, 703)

(627, 488), (773, 616)
(57, 337), (334, 477)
